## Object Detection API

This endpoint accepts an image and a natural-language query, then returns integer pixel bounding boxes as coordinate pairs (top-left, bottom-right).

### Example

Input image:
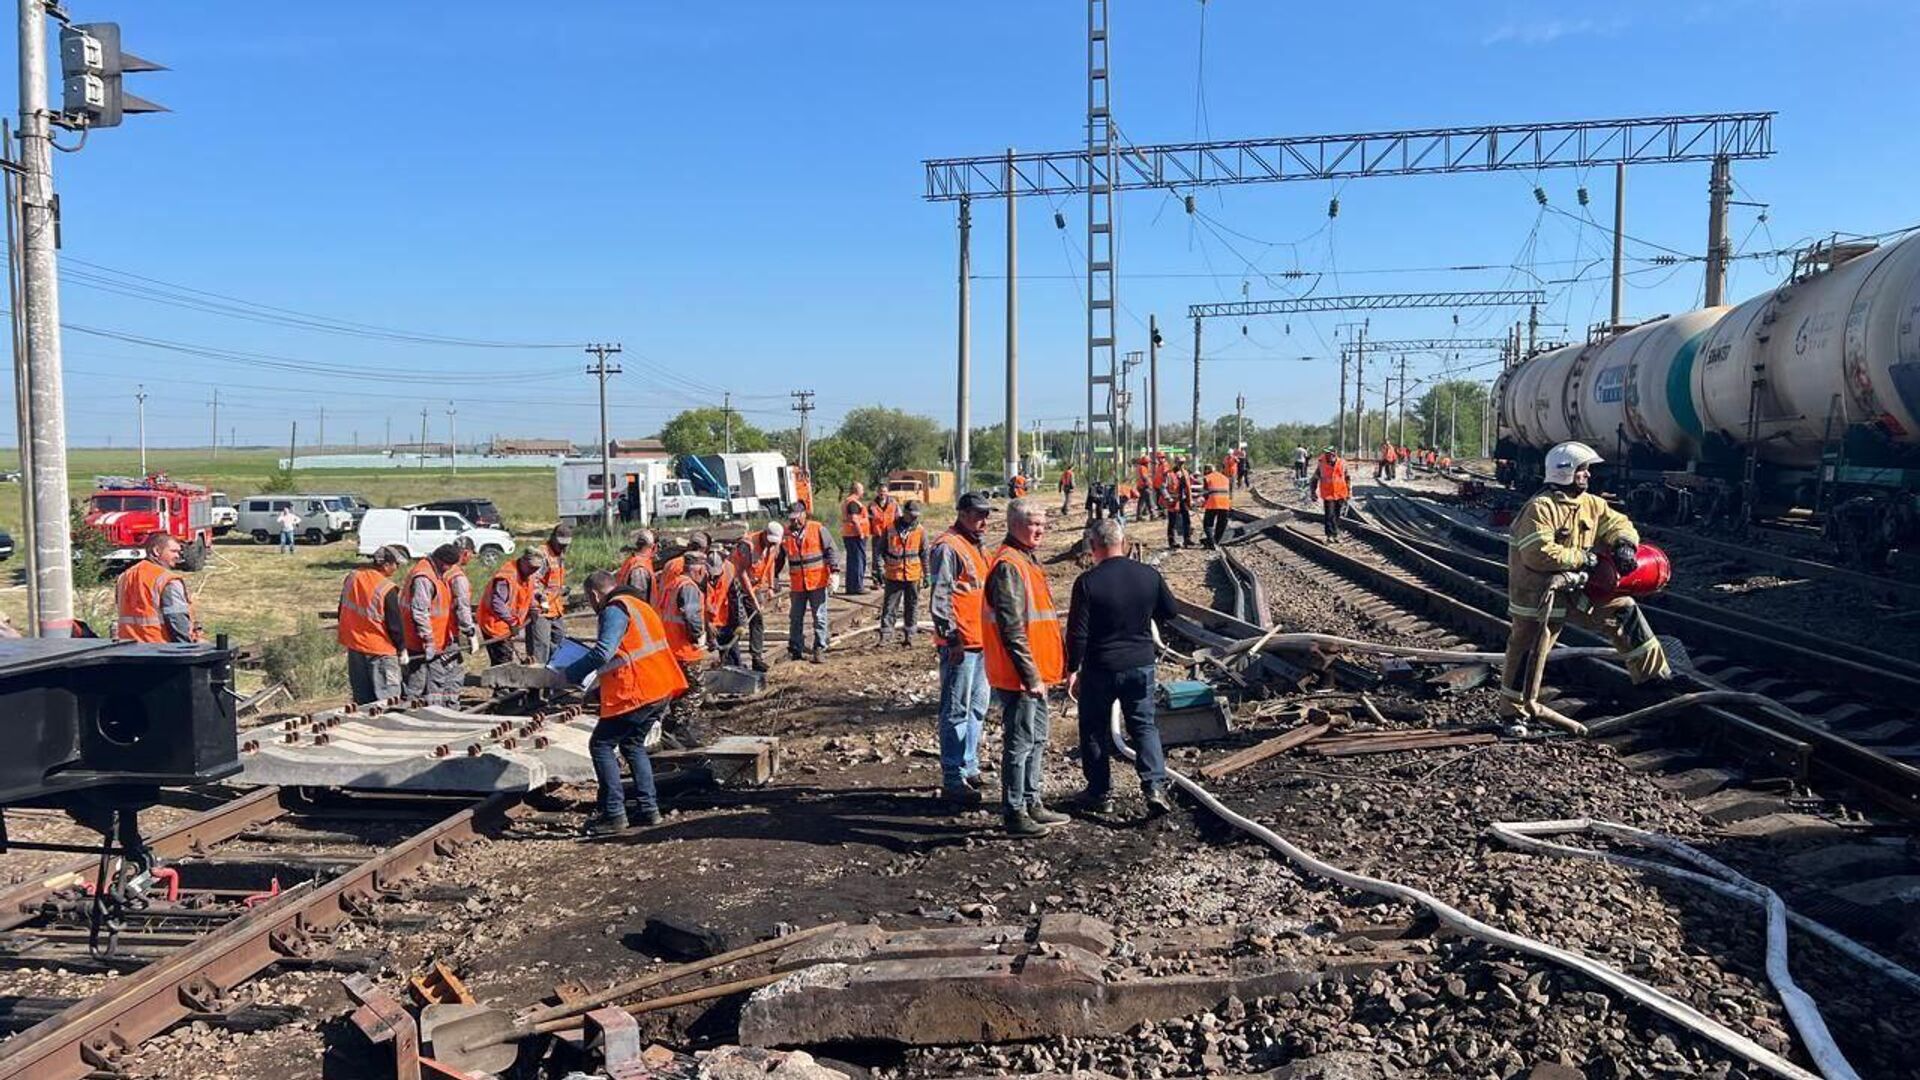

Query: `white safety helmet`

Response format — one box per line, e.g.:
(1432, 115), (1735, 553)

(763, 521), (785, 543)
(1543, 441), (1603, 486)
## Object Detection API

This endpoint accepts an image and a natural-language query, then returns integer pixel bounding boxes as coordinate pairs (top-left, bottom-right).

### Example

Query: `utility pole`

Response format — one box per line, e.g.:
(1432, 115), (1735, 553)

(1705, 154), (1731, 307)
(1448, 389), (1458, 457)
(1481, 383), (1492, 458)
(1396, 356), (1408, 449)
(1234, 393), (1245, 455)
(722, 392), (733, 453)
(208, 389), (219, 462)
(135, 384), (147, 475)
(317, 405), (325, 452)
(1005, 147), (1020, 485)
(790, 390), (815, 473)
(17, 4), (74, 634)
(1527, 303), (1538, 354)
(955, 196), (972, 495)
(585, 343), (624, 534)
(384, 415), (391, 453)
(3, 117), (37, 629)
(1352, 324), (1366, 456)
(1610, 162), (1626, 326)
(287, 421), (298, 474)
(447, 401), (458, 477)
(1147, 314), (1161, 457)
(1189, 316), (1203, 465)
(1337, 349), (1349, 457)
(419, 409), (429, 468)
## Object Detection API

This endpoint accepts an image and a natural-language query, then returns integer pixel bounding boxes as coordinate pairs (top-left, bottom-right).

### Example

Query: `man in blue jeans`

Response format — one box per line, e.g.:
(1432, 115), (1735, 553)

(1065, 517), (1175, 818)
(559, 571), (688, 835)
(928, 492), (994, 805)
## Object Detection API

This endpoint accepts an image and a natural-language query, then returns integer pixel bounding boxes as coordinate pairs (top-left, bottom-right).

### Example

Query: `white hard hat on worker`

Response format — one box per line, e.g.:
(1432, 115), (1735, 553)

(1543, 441), (1603, 486)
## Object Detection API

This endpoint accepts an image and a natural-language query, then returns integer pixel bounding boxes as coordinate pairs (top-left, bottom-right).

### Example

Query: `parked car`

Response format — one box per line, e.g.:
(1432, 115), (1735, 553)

(236, 494), (355, 545)
(357, 507), (514, 562)
(209, 491), (238, 536)
(314, 493), (370, 527)
(415, 498), (504, 530)
(0, 528), (13, 561)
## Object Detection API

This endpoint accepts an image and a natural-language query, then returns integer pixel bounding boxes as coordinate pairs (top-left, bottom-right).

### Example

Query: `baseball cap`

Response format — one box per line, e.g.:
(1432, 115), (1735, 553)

(957, 491), (992, 514)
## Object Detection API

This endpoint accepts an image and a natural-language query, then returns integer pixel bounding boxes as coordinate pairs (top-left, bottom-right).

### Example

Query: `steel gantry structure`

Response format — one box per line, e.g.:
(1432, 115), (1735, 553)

(1183, 291), (1544, 461)
(927, 108), (1771, 480)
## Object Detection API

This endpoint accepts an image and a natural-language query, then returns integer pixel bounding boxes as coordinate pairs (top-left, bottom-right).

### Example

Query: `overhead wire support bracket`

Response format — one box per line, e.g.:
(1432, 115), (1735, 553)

(924, 112), (1774, 201)
(1189, 290), (1546, 319)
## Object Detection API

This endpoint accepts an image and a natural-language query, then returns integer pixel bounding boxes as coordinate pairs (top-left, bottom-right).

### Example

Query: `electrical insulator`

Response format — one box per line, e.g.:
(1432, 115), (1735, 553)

(1577, 186), (1590, 207)
(1241, 324), (1249, 336)
(1327, 197), (1339, 218)
(1533, 186), (1548, 206)
(1284, 322), (1291, 335)
(1053, 210), (1066, 230)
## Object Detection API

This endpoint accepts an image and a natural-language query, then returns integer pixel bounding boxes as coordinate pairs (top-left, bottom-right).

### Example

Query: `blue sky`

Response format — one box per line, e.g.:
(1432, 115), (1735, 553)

(6, 0), (1917, 448)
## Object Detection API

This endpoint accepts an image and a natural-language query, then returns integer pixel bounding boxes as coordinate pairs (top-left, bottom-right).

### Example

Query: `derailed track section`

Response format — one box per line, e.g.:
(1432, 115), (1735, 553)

(0, 788), (516, 1080)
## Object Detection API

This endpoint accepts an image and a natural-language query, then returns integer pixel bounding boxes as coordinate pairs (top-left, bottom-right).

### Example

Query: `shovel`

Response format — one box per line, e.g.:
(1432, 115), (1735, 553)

(422, 920), (842, 1072)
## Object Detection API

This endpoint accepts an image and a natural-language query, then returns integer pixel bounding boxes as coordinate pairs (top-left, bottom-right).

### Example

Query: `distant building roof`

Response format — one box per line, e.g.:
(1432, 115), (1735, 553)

(609, 438), (668, 457)
(491, 438), (575, 456)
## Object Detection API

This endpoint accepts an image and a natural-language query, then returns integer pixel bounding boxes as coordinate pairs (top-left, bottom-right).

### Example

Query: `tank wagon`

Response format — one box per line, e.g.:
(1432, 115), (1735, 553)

(1495, 233), (1920, 565)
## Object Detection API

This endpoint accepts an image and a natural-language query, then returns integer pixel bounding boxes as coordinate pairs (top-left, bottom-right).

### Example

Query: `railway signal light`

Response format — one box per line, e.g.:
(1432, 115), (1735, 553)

(59, 22), (167, 129)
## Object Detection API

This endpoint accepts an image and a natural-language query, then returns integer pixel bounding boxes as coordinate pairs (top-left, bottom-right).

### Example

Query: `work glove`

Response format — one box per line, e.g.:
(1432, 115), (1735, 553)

(1580, 550), (1600, 571)
(1611, 540), (1639, 576)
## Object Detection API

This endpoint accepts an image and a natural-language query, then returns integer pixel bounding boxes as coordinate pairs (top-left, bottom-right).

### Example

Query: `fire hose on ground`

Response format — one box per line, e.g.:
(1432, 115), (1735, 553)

(1105, 687), (1845, 1080)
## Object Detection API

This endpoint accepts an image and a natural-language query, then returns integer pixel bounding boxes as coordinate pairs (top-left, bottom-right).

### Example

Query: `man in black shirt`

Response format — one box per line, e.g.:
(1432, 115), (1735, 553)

(1065, 518), (1175, 817)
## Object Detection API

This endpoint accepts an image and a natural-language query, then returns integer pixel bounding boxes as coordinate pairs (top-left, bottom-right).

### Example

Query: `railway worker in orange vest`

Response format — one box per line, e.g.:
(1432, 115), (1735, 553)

(1151, 453), (1170, 508)
(431, 538), (480, 706)
(1057, 466), (1076, 515)
(1312, 446), (1352, 543)
(778, 502), (839, 663)
(840, 483), (872, 596)
(337, 544), (406, 703)
(1163, 459), (1196, 549)
(1201, 461), (1234, 548)
(930, 492), (993, 805)
(658, 552), (713, 745)
(877, 500), (928, 649)
(724, 523), (781, 672)
(480, 547), (546, 667)
(616, 529), (657, 602)
(1133, 457), (1156, 520)
(560, 570), (689, 835)
(401, 545), (460, 701)
(982, 498), (1070, 838)
(1008, 472), (1030, 499)
(867, 488), (899, 589)
(527, 524), (573, 664)
(116, 530), (201, 645)
(1377, 440), (1399, 482)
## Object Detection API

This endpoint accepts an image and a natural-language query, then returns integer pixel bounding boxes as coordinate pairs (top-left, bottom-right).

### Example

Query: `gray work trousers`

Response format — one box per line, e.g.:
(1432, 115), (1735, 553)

(401, 653), (437, 702)
(526, 612), (563, 664)
(787, 587), (830, 655)
(431, 648), (467, 707)
(995, 688), (1051, 816)
(346, 650), (402, 705)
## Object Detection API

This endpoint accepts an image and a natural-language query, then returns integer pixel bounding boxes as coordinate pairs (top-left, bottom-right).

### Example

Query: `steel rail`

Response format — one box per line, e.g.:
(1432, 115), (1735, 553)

(1241, 477), (1920, 817)
(0, 792), (514, 1080)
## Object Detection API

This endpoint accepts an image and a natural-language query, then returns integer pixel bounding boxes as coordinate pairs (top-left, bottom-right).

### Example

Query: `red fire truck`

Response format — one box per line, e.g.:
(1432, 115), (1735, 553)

(84, 475), (216, 572)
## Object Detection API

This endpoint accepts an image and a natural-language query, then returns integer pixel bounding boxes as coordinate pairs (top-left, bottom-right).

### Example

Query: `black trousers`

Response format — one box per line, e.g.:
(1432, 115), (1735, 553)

(1323, 498), (1348, 539)
(1165, 508), (1192, 547)
(1203, 509), (1230, 546)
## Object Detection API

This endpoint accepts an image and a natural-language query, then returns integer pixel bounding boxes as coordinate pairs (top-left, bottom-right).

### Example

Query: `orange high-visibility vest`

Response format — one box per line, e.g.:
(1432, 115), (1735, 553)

(705, 559), (737, 631)
(616, 550), (654, 596)
(881, 525), (926, 583)
(1009, 475), (1029, 497)
(402, 559), (454, 654)
(1316, 456), (1351, 501)
(733, 533), (778, 597)
(930, 528), (987, 650)
(841, 496), (869, 539)
(539, 544), (567, 618)
(981, 543), (1065, 691)
(478, 561), (534, 640)
(869, 498), (897, 538)
(660, 577), (707, 663)
(1151, 460), (1168, 491)
(598, 594), (689, 717)
(337, 567), (398, 656)
(1202, 471), (1232, 510)
(116, 558), (197, 643)
(1058, 468), (1075, 491)
(1379, 442), (1397, 464)
(783, 520), (832, 592)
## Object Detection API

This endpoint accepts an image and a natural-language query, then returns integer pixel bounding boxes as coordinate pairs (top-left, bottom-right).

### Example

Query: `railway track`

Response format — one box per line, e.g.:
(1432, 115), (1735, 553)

(1238, 473), (1920, 820)
(0, 786), (520, 1080)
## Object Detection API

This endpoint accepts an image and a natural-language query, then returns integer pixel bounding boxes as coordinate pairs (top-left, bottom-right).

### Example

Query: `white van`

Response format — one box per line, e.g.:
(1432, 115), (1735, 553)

(236, 494), (356, 544)
(356, 507), (515, 562)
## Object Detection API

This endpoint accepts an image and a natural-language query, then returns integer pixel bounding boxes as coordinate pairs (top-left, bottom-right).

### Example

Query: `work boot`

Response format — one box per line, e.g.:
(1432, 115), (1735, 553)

(751, 659), (770, 673)
(788, 648), (806, 663)
(1027, 803), (1070, 826)
(1142, 783), (1174, 817)
(627, 806), (664, 828)
(943, 785), (984, 808)
(1074, 790), (1115, 817)
(1003, 810), (1049, 838)
(582, 811), (629, 837)
(810, 647), (825, 665)
(962, 773), (984, 791)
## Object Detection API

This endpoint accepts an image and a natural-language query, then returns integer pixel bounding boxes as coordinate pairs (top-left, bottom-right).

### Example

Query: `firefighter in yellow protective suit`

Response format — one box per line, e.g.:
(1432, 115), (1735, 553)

(1500, 441), (1670, 725)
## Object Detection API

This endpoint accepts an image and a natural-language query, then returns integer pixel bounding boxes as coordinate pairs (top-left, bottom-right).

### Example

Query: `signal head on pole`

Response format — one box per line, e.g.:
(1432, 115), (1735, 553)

(59, 23), (168, 129)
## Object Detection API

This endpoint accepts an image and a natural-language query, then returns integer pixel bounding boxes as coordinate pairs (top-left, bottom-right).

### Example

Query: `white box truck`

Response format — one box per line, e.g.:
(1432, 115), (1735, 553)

(695, 452), (799, 515)
(554, 458), (729, 527)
